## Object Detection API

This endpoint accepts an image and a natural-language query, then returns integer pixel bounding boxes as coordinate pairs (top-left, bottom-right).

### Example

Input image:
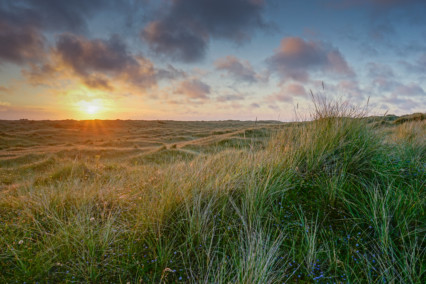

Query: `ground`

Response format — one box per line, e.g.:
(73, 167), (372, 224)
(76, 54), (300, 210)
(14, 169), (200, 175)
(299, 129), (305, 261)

(0, 112), (424, 283)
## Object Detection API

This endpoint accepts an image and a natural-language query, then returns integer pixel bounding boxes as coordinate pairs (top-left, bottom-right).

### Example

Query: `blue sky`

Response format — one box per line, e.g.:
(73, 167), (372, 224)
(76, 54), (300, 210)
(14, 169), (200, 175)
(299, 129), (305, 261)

(0, 0), (425, 120)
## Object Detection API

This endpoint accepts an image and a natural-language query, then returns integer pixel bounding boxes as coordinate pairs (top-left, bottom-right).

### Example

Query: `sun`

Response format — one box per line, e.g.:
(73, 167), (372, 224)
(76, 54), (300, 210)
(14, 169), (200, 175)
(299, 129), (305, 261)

(76, 99), (105, 118)
(85, 104), (100, 115)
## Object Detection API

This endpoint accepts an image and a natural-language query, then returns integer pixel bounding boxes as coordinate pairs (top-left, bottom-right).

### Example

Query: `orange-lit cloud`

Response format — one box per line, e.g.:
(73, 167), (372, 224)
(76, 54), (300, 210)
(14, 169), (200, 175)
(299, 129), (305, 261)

(267, 37), (354, 82)
(54, 34), (157, 91)
(21, 34), (160, 96)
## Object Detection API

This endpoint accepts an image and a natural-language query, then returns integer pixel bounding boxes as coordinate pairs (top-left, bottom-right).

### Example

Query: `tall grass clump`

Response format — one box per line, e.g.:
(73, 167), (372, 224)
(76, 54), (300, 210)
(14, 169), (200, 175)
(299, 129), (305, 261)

(266, 95), (424, 283)
(270, 95), (381, 206)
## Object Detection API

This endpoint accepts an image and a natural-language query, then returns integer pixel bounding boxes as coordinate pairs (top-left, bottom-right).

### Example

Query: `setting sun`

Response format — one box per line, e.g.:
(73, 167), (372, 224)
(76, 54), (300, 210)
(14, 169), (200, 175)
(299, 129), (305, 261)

(85, 104), (100, 115)
(76, 99), (105, 118)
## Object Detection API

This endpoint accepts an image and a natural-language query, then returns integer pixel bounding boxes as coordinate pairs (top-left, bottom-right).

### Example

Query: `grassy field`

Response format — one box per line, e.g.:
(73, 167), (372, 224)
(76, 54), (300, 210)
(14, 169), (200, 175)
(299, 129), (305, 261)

(0, 102), (424, 283)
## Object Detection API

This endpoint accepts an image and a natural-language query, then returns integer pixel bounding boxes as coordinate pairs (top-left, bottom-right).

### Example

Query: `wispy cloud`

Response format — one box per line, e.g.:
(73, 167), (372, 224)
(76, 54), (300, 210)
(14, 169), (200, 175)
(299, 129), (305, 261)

(265, 83), (308, 104)
(175, 79), (211, 99)
(215, 55), (268, 83)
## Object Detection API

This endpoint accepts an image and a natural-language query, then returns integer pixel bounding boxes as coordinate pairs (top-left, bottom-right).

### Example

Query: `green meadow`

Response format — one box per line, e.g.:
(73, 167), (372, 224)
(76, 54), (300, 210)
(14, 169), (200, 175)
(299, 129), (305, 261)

(0, 101), (424, 283)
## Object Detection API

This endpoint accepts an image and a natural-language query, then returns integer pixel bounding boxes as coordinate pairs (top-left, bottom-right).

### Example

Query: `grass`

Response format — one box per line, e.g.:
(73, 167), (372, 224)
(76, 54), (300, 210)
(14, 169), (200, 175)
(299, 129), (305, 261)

(0, 101), (424, 283)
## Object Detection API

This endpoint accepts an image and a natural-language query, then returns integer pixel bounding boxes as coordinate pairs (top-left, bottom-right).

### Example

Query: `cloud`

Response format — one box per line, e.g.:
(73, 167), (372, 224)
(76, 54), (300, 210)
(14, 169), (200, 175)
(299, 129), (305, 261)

(142, 21), (208, 63)
(23, 33), (185, 93)
(215, 56), (267, 83)
(369, 78), (400, 92)
(400, 53), (426, 74)
(22, 63), (58, 86)
(359, 43), (379, 56)
(156, 64), (187, 81)
(32, 33), (157, 91)
(369, 23), (395, 41)
(367, 62), (395, 78)
(83, 76), (114, 91)
(175, 79), (211, 99)
(266, 37), (354, 82)
(1, 0), (110, 33)
(0, 18), (45, 64)
(266, 83), (307, 104)
(336, 80), (366, 102)
(0, 101), (10, 112)
(0, 104), (58, 119)
(0, 0), (117, 65)
(55, 34), (137, 76)
(366, 62), (397, 92)
(216, 94), (245, 102)
(381, 94), (418, 111)
(392, 83), (425, 97)
(141, 0), (266, 62)
(329, 0), (426, 45)
(328, 0), (426, 9)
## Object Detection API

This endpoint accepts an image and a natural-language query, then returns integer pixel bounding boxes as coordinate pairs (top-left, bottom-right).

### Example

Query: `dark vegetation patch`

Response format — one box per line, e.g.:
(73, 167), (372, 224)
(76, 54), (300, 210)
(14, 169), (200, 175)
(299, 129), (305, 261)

(393, 112), (425, 124)
(129, 148), (198, 165)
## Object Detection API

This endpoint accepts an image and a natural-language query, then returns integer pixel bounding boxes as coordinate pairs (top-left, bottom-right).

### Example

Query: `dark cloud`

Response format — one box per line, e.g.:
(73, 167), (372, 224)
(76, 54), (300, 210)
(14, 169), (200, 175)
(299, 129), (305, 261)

(1, 0), (110, 33)
(175, 79), (211, 99)
(215, 56), (267, 83)
(142, 21), (208, 63)
(142, 0), (267, 62)
(55, 34), (135, 76)
(83, 76), (114, 91)
(54, 34), (156, 90)
(0, 19), (45, 64)
(266, 37), (354, 82)
(22, 63), (57, 86)
(0, 0), (114, 65)
(156, 64), (187, 81)
(21, 34), (158, 92)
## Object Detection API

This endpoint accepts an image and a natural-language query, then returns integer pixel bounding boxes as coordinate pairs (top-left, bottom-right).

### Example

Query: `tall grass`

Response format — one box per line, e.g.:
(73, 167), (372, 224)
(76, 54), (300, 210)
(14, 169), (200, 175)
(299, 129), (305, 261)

(0, 98), (424, 283)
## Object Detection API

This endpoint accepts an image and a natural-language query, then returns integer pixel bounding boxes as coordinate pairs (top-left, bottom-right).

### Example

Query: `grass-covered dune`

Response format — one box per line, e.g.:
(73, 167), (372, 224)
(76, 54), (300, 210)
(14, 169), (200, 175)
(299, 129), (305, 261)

(0, 102), (425, 283)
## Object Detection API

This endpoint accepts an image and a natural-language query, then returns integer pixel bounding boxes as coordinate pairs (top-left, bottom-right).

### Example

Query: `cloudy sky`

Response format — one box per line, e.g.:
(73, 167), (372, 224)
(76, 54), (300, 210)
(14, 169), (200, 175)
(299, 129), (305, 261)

(0, 0), (425, 120)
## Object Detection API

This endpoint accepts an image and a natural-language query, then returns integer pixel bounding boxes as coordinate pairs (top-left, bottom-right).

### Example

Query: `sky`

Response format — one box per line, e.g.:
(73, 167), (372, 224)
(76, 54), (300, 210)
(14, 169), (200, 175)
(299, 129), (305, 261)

(0, 0), (425, 121)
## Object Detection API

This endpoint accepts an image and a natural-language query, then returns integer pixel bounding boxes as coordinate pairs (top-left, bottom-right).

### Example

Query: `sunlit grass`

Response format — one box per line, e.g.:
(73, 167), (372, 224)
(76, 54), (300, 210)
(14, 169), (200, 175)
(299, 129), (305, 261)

(0, 100), (424, 283)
